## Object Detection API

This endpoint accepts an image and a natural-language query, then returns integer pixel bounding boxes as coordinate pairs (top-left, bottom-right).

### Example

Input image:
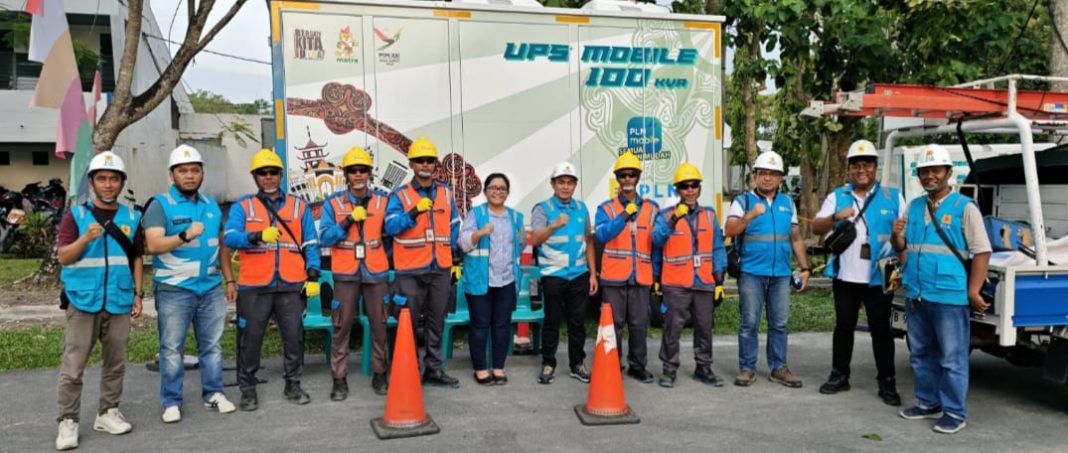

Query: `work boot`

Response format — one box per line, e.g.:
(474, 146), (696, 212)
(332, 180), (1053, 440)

(878, 376), (902, 406)
(372, 373), (388, 396)
(769, 366), (804, 388)
(538, 365), (555, 385)
(734, 369), (757, 387)
(659, 369), (677, 388)
(284, 381), (311, 405)
(819, 369), (851, 394)
(569, 364), (591, 383)
(239, 388), (258, 412)
(626, 366), (655, 384)
(694, 366), (724, 387)
(422, 369), (460, 388)
(330, 378), (348, 402)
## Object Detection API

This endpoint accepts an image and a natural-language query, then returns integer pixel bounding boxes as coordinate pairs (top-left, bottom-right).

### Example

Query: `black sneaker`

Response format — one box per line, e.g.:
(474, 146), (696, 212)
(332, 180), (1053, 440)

(659, 369), (677, 388)
(569, 364), (591, 383)
(239, 389), (258, 412)
(626, 366), (655, 384)
(284, 382), (311, 405)
(538, 365), (555, 385)
(694, 367), (724, 387)
(330, 378), (348, 402)
(372, 373), (388, 396)
(878, 376), (902, 406)
(422, 369), (460, 388)
(819, 369), (850, 395)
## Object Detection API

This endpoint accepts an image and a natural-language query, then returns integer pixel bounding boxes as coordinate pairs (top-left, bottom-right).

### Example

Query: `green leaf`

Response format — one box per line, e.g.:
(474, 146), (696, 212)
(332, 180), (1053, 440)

(861, 433), (882, 441)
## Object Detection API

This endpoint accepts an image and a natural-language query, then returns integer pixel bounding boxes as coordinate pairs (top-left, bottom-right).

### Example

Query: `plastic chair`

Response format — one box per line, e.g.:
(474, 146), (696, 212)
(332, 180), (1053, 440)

(508, 266), (544, 355)
(359, 270), (397, 376)
(441, 287), (470, 364)
(302, 271), (334, 365)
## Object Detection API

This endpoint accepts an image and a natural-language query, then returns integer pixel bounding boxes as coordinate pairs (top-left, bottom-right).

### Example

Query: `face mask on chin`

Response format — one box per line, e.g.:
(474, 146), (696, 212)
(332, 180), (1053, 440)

(261, 187), (279, 194)
(621, 184), (635, 192)
(351, 182), (366, 190)
(416, 170), (432, 179)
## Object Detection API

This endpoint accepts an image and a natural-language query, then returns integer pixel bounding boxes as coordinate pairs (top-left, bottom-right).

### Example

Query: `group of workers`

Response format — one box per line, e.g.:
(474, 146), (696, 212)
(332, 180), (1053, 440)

(51, 136), (989, 450)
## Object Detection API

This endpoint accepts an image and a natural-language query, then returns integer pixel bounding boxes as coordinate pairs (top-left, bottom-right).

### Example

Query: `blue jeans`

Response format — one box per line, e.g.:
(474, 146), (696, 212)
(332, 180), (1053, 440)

(737, 273), (791, 372)
(467, 282), (516, 371)
(905, 298), (970, 420)
(156, 285), (226, 408)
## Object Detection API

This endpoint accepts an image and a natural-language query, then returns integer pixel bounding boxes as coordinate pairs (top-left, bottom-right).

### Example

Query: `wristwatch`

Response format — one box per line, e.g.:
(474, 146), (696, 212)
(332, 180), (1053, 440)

(800, 268), (811, 273)
(178, 231), (191, 243)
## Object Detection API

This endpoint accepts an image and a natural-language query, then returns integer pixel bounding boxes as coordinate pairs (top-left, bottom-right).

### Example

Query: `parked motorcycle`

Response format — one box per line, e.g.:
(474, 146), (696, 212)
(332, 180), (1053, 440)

(0, 190), (26, 254)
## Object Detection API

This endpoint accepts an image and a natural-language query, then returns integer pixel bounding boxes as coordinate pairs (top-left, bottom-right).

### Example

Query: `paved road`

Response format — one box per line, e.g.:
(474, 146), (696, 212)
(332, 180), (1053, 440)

(2, 333), (1066, 452)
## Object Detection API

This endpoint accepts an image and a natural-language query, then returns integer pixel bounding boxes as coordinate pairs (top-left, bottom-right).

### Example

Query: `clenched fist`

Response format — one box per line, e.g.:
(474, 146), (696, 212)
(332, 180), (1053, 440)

(674, 203), (689, 219)
(624, 202), (638, 216)
(834, 207), (856, 221)
(350, 206), (367, 222)
(553, 213), (569, 229)
(748, 203), (767, 218)
(892, 219), (906, 236)
(184, 222), (205, 240)
(83, 223), (104, 242)
(416, 198), (433, 213)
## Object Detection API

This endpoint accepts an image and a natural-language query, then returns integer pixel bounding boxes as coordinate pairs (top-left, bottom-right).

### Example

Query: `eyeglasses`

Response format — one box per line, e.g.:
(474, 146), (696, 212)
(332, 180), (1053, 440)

(676, 182), (700, 190)
(411, 157), (436, 166)
(486, 185), (509, 193)
(616, 171), (640, 180)
(345, 166), (370, 175)
(254, 168), (281, 177)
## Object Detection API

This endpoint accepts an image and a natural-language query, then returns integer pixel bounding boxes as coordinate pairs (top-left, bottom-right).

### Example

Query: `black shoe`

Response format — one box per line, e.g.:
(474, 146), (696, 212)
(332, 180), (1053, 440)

(492, 371), (508, 386)
(538, 365), (555, 385)
(569, 364), (591, 383)
(474, 371), (494, 386)
(694, 367), (724, 387)
(626, 366), (655, 384)
(878, 376), (902, 406)
(239, 389), (258, 412)
(422, 369), (461, 388)
(819, 370), (851, 395)
(284, 382), (311, 405)
(659, 369), (677, 388)
(372, 373), (388, 396)
(330, 378), (348, 402)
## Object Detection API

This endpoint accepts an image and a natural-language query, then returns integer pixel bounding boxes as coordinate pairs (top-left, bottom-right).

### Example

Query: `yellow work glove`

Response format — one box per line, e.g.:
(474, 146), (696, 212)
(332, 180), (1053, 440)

(350, 206), (368, 222)
(302, 281), (321, 298)
(624, 202), (638, 216)
(260, 226), (281, 244)
(417, 198), (433, 213)
(714, 285), (725, 307)
(652, 281), (662, 296)
(674, 203), (689, 219)
(451, 265), (462, 284)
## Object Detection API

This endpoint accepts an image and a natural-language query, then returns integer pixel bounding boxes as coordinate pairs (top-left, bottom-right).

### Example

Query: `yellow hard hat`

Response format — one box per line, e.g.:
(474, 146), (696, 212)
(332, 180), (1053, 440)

(673, 162), (703, 185)
(613, 152), (642, 173)
(249, 148), (283, 173)
(341, 146), (372, 168)
(408, 137), (438, 160)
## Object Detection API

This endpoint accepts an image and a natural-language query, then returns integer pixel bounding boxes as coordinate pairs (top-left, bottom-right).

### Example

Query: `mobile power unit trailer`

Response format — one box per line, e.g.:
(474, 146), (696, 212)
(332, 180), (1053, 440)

(267, 0), (726, 222)
(808, 75), (1068, 386)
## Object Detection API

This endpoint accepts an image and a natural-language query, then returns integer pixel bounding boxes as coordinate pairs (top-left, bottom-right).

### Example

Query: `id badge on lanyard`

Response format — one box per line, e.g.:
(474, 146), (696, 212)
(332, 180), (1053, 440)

(354, 243), (366, 260)
(425, 229), (435, 242)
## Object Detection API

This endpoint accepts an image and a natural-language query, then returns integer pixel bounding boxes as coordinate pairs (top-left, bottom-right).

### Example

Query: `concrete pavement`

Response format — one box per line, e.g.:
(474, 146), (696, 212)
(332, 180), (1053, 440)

(2, 333), (1067, 452)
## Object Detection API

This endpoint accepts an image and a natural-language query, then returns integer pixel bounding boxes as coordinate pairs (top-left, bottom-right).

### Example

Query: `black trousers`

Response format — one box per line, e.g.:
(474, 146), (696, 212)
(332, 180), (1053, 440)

(831, 279), (895, 379)
(236, 289), (305, 391)
(602, 284), (650, 370)
(540, 273), (589, 370)
(394, 270), (451, 372)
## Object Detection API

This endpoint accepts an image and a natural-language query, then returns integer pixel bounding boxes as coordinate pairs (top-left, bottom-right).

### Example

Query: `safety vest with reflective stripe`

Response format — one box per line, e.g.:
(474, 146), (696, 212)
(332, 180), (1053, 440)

(237, 195), (307, 287)
(462, 204), (524, 296)
(536, 197), (590, 280)
(824, 184), (901, 287)
(328, 190), (389, 277)
(599, 197), (655, 286)
(151, 186), (223, 296)
(739, 191), (794, 277)
(61, 203), (140, 314)
(903, 192), (972, 305)
(661, 206), (717, 288)
(393, 183), (452, 271)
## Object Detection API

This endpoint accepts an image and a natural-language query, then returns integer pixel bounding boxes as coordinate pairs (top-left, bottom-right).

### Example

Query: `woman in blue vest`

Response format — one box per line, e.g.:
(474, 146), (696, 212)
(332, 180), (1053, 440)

(460, 173), (526, 385)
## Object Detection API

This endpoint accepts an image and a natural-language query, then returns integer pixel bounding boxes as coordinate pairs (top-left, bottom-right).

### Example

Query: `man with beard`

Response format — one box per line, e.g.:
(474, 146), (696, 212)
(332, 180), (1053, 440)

(892, 144), (991, 434)
(594, 152), (658, 384)
(224, 149), (321, 411)
(320, 146), (392, 397)
(55, 151), (144, 450)
(384, 137), (462, 387)
(144, 145), (237, 423)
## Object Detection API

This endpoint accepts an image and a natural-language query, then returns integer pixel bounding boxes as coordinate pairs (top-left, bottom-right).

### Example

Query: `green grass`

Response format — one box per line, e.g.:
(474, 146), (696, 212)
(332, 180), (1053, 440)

(0, 258), (41, 287)
(0, 325), (287, 372)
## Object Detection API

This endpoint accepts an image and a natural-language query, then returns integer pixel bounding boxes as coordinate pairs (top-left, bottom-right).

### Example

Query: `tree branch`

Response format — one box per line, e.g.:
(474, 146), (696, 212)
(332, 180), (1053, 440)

(195, 0), (247, 54)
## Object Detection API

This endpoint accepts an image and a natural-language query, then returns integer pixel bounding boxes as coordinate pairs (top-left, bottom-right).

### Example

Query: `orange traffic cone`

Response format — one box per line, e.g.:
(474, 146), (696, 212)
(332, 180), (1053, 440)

(371, 308), (440, 439)
(574, 303), (640, 425)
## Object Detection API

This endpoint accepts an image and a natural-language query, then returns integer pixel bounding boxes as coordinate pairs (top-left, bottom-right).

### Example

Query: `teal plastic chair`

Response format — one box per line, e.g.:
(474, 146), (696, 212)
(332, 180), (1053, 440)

(302, 270), (334, 364)
(509, 266), (544, 354)
(441, 287), (470, 364)
(358, 271), (397, 376)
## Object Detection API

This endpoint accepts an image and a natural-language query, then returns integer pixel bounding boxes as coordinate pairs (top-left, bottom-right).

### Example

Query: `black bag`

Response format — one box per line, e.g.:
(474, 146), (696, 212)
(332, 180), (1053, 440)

(823, 186), (877, 256)
(727, 195), (747, 279)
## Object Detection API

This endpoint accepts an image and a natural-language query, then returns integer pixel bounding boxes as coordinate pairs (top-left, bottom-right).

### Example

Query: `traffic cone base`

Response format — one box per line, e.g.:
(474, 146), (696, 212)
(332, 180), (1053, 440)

(370, 415), (440, 439)
(574, 404), (640, 426)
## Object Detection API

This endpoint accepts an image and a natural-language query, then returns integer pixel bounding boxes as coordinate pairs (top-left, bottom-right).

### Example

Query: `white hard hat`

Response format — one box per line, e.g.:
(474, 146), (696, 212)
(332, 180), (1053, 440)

(916, 144), (953, 169)
(753, 151), (784, 173)
(88, 151), (126, 177)
(169, 144), (204, 169)
(550, 161), (578, 180)
(846, 139), (878, 161)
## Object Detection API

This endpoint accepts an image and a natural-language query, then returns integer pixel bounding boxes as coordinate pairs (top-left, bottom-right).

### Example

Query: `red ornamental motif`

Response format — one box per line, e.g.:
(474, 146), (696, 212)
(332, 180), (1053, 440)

(434, 153), (481, 213)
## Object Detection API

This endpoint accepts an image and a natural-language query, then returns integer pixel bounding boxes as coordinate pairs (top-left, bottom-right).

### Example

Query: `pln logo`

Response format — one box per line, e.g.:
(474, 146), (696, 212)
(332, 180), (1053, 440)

(626, 117), (663, 154)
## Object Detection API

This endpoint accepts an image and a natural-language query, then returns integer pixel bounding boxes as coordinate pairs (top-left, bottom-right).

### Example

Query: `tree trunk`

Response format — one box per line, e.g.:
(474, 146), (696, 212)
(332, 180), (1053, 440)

(17, 243), (61, 288)
(1052, 0), (1068, 93)
(826, 117), (858, 189)
(742, 28), (762, 168)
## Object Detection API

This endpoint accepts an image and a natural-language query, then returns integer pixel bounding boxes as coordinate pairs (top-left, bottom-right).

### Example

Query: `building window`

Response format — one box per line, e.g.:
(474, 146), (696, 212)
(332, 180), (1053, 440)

(32, 151), (48, 166)
(0, 151), (9, 165)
